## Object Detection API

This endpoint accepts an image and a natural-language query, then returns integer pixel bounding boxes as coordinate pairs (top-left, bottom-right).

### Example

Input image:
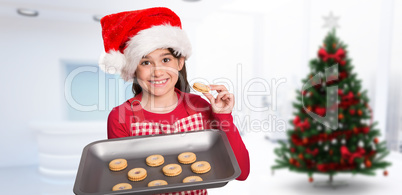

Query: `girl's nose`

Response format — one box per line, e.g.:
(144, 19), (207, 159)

(151, 66), (165, 77)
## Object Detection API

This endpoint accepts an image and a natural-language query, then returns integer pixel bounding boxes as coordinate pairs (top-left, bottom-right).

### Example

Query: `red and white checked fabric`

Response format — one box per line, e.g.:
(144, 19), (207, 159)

(130, 112), (207, 195)
(131, 113), (204, 136)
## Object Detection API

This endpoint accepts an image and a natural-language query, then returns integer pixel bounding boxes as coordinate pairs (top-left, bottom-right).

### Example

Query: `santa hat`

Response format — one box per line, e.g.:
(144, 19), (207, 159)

(99, 7), (192, 81)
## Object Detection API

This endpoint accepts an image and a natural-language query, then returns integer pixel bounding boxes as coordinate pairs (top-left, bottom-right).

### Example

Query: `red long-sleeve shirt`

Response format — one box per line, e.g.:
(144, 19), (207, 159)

(107, 88), (250, 181)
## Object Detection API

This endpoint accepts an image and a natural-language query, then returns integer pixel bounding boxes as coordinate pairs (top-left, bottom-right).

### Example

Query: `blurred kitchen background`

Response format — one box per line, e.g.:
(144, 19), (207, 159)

(1, 0), (402, 194)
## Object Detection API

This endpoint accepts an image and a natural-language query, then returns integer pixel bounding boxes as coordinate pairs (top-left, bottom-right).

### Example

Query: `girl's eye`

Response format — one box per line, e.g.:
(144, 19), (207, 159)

(163, 58), (171, 63)
(141, 61), (151, 65)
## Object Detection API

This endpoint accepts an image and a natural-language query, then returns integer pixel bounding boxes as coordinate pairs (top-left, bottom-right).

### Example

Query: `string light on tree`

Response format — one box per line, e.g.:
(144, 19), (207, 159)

(358, 140), (364, 147)
(341, 139), (346, 145)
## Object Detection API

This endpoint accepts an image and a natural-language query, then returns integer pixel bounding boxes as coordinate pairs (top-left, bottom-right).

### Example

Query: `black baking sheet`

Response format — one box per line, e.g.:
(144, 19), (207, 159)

(73, 129), (241, 195)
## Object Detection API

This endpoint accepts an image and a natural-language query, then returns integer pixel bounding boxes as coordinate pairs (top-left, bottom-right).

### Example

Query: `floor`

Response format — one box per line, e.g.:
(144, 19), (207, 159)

(0, 132), (401, 195)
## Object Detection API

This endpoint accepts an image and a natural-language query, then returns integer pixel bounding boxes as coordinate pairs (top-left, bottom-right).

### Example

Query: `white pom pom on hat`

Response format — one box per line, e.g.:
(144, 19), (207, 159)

(98, 7), (192, 82)
(98, 50), (126, 74)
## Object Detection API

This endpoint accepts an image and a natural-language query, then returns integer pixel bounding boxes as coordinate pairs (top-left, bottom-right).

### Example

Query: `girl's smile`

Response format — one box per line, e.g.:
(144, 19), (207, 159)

(149, 78), (169, 86)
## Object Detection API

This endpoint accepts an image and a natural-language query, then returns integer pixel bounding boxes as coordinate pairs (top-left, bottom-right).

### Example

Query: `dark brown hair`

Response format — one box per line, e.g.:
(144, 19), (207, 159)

(132, 48), (190, 95)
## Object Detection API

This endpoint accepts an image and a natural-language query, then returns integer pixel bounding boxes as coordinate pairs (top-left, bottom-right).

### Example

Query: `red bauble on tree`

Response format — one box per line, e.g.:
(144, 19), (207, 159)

(315, 107), (326, 117)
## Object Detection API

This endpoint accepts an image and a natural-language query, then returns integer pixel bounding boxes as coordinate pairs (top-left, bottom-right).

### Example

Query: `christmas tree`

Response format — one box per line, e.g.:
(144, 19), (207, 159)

(272, 29), (391, 183)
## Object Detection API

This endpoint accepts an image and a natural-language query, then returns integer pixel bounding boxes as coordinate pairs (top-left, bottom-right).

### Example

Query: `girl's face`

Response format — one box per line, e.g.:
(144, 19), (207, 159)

(135, 48), (184, 97)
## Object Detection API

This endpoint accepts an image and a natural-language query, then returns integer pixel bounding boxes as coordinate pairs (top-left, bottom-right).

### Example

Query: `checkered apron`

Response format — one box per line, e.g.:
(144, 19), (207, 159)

(129, 97), (208, 195)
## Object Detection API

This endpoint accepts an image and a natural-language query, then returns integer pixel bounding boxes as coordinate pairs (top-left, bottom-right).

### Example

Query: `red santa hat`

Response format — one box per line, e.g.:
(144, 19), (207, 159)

(99, 7), (192, 81)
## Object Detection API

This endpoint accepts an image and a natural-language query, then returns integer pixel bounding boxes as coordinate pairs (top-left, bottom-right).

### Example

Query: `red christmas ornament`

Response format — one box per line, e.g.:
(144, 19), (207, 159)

(349, 109), (355, 115)
(290, 147), (296, 153)
(299, 154), (304, 160)
(338, 113), (344, 120)
(344, 91), (354, 100)
(374, 138), (379, 144)
(289, 158), (295, 165)
(353, 127), (358, 134)
(339, 71), (348, 79)
(315, 107), (326, 117)
(295, 161), (301, 167)
(358, 110), (363, 116)
(338, 89), (343, 95)
(365, 160), (372, 168)
(384, 170), (388, 176)
(303, 137), (309, 145)
(306, 148), (319, 156)
(361, 127), (370, 134)
(316, 164), (326, 172)
(293, 116), (300, 124)
(309, 177), (314, 182)
(333, 43), (337, 49)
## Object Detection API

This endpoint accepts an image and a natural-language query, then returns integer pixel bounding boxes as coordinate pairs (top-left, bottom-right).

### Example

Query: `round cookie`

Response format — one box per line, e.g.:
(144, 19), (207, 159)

(191, 161), (211, 174)
(109, 159), (127, 171)
(148, 180), (168, 187)
(112, 183), (132, 191)
(128, 168), (147, 181)
(193, 83), (210, 93)
(162, 164), (182, 177)
(183, 176), (203, 183)
(178, 152), (196, 164)
(146, 154), (165, 167)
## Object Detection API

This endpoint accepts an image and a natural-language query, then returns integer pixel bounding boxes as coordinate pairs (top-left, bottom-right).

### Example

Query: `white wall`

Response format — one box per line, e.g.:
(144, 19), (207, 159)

(0, 13), (103, 167)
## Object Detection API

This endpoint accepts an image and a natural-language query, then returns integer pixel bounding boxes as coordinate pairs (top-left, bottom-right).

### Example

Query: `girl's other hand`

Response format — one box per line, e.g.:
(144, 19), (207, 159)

(202, 85), (234, 114)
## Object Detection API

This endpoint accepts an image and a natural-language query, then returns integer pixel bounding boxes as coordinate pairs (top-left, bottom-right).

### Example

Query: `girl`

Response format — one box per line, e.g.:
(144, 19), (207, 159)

(99, 7), (250, 195)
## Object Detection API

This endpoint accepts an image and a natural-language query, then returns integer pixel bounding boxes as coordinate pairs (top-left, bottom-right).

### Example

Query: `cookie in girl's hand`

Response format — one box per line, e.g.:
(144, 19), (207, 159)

(192, 83), (210, 93)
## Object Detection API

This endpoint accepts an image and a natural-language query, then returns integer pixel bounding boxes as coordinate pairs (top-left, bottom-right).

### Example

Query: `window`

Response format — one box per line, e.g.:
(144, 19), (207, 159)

(63, 62), (133, 121)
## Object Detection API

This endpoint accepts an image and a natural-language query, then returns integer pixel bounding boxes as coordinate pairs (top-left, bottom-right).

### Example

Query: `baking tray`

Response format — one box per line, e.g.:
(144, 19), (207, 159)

(73, 129), (241, 195)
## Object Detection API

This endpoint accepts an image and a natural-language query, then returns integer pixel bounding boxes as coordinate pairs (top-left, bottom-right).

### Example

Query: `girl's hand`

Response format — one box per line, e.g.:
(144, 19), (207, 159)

(202, 85), (234, 114)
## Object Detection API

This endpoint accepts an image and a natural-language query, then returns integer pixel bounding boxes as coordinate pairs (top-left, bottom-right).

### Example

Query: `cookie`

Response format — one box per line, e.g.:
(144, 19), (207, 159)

(148, 180), (168, 187)
(178, 152), (196, 164)
(193, 83), (210, 93)
(146, 154), (165, 167)
(109, 159), (128, 171)
(191, 161), (211, 174)
(183, 176), (203, 183)
(112, 183), (132, 191)
(128, 168), (147, 181)
(162, 164), (182, 177)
